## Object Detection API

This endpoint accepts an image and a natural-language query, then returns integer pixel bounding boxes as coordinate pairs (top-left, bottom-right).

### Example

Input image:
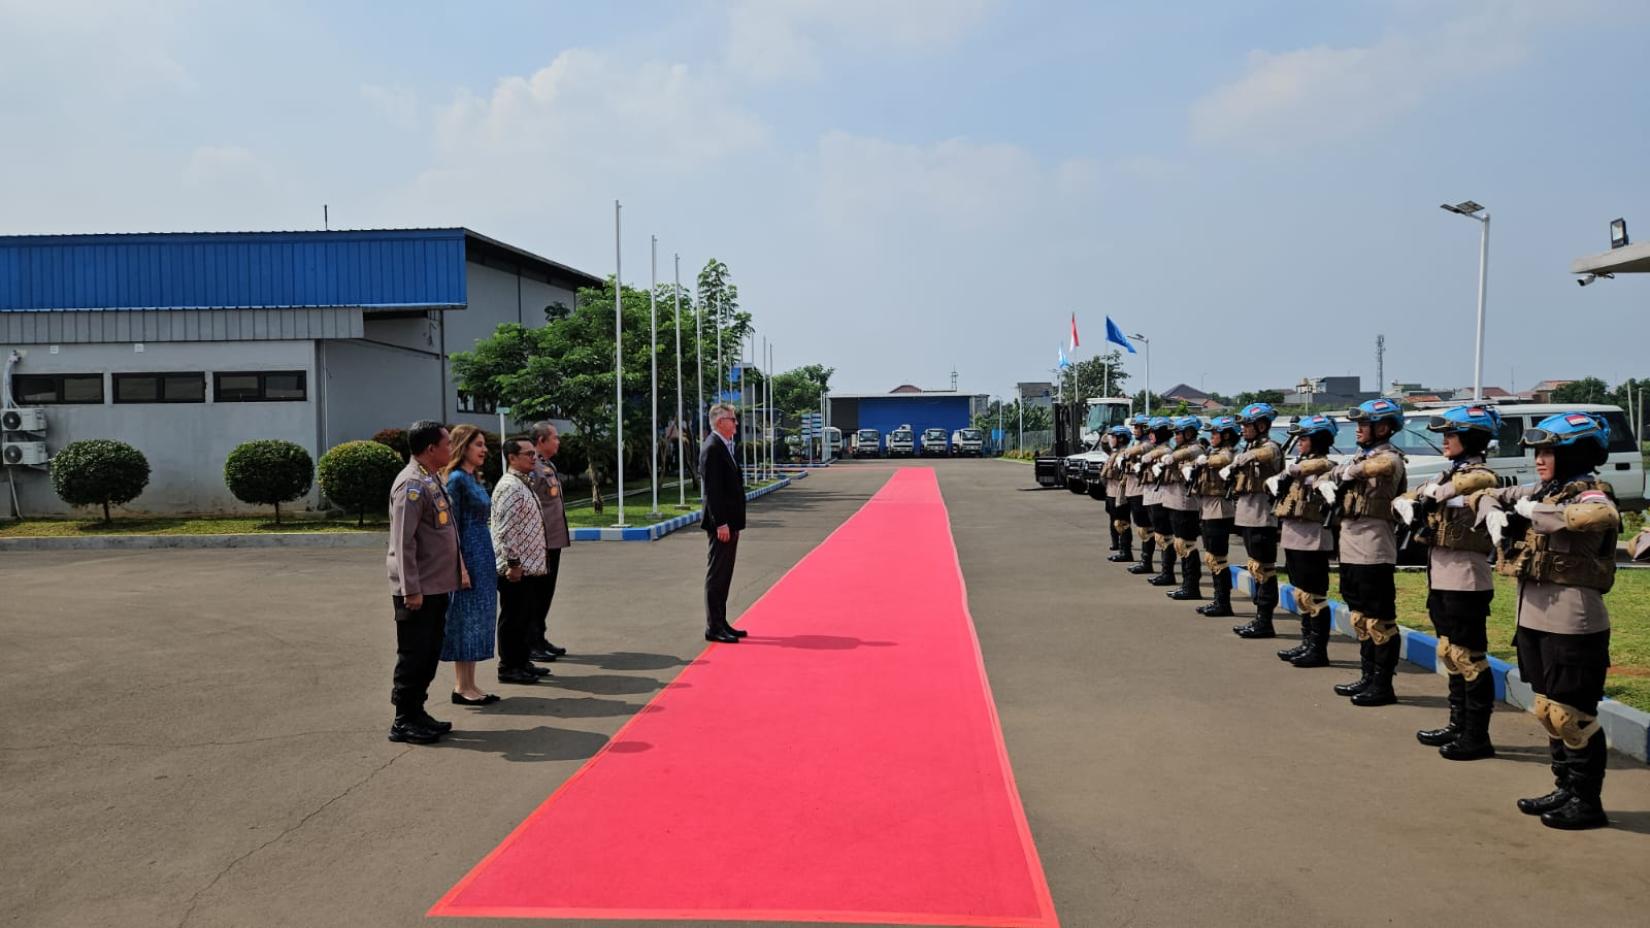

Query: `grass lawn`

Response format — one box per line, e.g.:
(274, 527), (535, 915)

(1391, 571), (1650, 713)
(0, 516), (387, 537)
(563, 503), (698, 529)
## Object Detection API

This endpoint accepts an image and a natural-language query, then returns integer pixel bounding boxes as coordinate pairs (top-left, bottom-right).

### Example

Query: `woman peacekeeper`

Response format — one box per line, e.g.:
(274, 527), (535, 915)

(1191, 415), (1241, 617)
(1476, 412), (1620, 831)
(1104, 424), (1135, 563)
(1392, 404), (1502, 759)
(1227, 403), (1285, 638)
(1122, 415), (1157, 573)
(1160, 415), (1208, 601)
(1133, 417), (1177, 582)
(1266, 414), (1339, 669)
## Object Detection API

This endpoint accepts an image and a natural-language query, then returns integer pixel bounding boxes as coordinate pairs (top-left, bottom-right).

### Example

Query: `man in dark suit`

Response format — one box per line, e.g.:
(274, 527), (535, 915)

(700, 402), (747, 643)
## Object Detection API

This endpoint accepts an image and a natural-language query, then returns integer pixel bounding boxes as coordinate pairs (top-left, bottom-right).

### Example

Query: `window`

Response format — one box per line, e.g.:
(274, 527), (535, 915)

(213, 371), (307, 402)
(114, 373), (206, 404)
(1494, 417), (1525, 458)
(456, 390), (497, 414)
(11, 373), (105, 405)
(1600, 411), (1639, 453)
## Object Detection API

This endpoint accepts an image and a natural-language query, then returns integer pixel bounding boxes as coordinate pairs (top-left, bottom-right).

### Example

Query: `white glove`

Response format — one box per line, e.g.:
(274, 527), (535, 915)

(1393, 498), (1415, 525)
(1181, 463), (1195, 482)
(1514, 497), (1537, 519)
(1316, 480), (1338, 506)
(1195, 455), (1208, 466)
(1265, 474), (1284, 496)
(1420, 481), (1448, 502)
(1151, 463), (1164, 478)
(1484, 509), (1509, 546)
(1218, 464), (1234, 481)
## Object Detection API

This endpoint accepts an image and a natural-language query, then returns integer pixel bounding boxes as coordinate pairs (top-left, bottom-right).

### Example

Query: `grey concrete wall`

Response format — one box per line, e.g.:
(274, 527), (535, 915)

(1, 340), (319, 517)
(319, 339), (444, 450)
(445, 262), (577, 433)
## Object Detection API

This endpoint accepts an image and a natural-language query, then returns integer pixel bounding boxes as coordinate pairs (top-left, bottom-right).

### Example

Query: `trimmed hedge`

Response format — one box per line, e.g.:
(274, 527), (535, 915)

(49, 439), (150, 523)
(224, 440), (314, 524)
(372, 428), (410, 461)
(319, 440), (403, 525)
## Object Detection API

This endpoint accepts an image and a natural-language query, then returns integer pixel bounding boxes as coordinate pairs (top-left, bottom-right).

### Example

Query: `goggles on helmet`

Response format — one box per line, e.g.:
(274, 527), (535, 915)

(1521, 412), (1610, 450)
(1346, 398), (1404, 426)
(1426, 404), (1502, 435)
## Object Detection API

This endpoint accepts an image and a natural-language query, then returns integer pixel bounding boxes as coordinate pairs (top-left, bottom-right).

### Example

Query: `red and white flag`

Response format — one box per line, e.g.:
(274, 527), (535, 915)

(1069, 312), (1080, 350)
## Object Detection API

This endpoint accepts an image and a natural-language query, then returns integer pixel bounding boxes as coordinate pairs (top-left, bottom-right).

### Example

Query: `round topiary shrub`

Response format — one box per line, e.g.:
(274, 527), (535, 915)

(372, 427), (410, 461)
(224, 439), (314, 524)
(318, 440), (403, 525)
(49, 439), (151, 523)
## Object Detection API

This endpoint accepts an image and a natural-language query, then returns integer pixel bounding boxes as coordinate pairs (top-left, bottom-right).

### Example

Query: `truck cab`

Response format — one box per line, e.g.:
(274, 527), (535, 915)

(887, 426), (916, 458)
(1062, 397), (1134, 494)
(921, 428), (949, 456)
(951, 427), (984, 456)
(855, 428), (881, 458)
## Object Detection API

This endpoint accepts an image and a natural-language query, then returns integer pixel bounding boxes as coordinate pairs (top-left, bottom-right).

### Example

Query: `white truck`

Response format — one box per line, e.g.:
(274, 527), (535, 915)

(951, 427), (984, 456)
(854, 428), (881, 458)
(1064, 397), (1134, 495)
(921, 427), (949, 457)
(886, 425), (916, 457)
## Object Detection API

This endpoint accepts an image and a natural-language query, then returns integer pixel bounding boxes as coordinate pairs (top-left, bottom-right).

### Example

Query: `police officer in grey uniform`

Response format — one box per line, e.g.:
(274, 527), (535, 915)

(1160, 415), (1207, 600)
(1316, 398), (1407, 704)
(1228, 403), (1285, 637)
(1120, 415), (1155, 572)
(1192, 416), (1240, 617)
(1395, 404), (1502, 759)
(1268, 414), (1339, 667)
(1103, 425), (1133, 560)
(386, 420), (465, 744)
(1477, 412), (1620, 830)
(527, 422), (572, 665)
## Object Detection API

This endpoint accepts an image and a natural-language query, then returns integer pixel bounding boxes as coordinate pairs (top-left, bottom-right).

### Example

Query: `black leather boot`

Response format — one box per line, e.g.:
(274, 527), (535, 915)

(1350, 640), (1399, 705)
(1541, 733), (1608, 830)
(1440, 674), (1496, 759)
(1108, 521), (1119, 552)
(1234, 615), (1275, 637)
(1276, 613), (1311, 661)
(1107, 534), (1133, 562)
(1147, 547), (1177, 586)
(1290, 611), (1330, 668)
(1128, 538), (1155, 574)
(1415, 673), (1464, 742)
(1336, 644), (1376, 698)
(1518, 739), (1572, 815)
(1168, 555), (1204, 600)
(1199, 568), (1234, 616)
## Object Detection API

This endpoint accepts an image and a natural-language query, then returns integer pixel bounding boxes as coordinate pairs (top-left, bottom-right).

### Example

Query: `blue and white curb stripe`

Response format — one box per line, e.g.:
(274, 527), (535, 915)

(1227, 565), (1650, 764)
(569, 473), (804, 543)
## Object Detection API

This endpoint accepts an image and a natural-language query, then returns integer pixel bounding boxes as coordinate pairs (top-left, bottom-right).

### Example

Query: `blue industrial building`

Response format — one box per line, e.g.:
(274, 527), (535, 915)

(829, 387), (986, 452)
(1, 228), (599, 516)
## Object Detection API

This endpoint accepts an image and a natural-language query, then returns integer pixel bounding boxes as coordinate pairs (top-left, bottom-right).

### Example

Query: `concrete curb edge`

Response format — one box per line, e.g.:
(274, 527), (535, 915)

(567, 473), (801, 543)
(1226, 565), (1650, 764)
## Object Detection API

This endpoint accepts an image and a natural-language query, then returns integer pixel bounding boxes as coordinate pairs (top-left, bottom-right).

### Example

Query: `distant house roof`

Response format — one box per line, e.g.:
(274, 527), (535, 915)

(1162, 383), (1211, 402)
(1531, 379), (1575, 392)
(890, 384), (924, 393)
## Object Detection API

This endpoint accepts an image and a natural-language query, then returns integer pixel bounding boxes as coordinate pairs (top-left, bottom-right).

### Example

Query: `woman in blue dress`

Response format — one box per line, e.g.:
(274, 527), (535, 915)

(440, 425), (500, 705)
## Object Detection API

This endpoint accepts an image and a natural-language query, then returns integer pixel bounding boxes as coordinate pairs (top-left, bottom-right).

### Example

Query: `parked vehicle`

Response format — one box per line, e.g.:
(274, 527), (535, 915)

(921, 428), (949, 457)
(951, 427), (984, 457)
(854, 428), (881, 458)
(823, 426), (843, 458)
(886, 426), (916, 457)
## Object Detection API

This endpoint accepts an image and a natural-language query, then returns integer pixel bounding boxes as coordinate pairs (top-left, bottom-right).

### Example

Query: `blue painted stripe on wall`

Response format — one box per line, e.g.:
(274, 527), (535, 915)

(0, 229), (467, 311)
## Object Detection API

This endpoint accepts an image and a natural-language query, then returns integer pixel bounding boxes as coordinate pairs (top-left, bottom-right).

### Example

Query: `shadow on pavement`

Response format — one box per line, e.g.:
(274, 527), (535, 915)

(480, 695), (643, 719)
(737, 634), (897, 650)
(555, 651), (692, 672)
(434, 726), (609, 763)
(542, 674), (665, 696)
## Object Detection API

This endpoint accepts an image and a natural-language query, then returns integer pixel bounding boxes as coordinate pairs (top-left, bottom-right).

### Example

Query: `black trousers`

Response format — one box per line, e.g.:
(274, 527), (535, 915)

(705, 530), (740, 632)
(1242, 526), (1280, 613)
(1170, 508), (1201, 546)
(1516, 626), (1611, 797)
(1149, 503), (1173, 540)
(1428, 589), (1492, 652)
(1202, 517), (1232, 560)
(1284, 549), (1330, 599)
(532, 548), (563, 647)
(497, 574), (536, 670)
(391, 593), (449, 714)
(1340, 563), (1396, 620)
(1129, 495), (1150, 530)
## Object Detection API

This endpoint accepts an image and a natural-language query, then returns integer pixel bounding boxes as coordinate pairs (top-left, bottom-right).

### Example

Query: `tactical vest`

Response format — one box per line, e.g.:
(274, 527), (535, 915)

(1232, 440), (1283, 495)
(1273, 455), (1329, 521)
(1342, 446), (1403, 522)
(1196, 450), (1233, 497)
(1497, 479), (1618, 593)
(1424, 462), (1494, 554)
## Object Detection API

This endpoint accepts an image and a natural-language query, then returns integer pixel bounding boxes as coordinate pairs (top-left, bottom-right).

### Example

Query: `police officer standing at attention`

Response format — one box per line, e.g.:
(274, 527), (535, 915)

(1161, 415), (1207, 601)
(386, 420), (465, 744)
(1228, 403), (1285, 638)
(1140, 417), (1177, 586)
(526, 422), (572, 667)
(1192, 415), (1241, 617)
(1122, 415), (1156, 573)
(1316, 398), (1407, 704)
(1104, 424), (1134, 562)
(1477, 412), (1619, 830)
(1268, 414), (1338, 667)
(1394, 404), (1502, 758)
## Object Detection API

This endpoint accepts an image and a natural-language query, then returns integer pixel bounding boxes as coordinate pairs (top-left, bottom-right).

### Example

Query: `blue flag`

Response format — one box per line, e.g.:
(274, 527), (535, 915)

(1106, 316), (1137, 354)
(1058, 345), (1070, 370)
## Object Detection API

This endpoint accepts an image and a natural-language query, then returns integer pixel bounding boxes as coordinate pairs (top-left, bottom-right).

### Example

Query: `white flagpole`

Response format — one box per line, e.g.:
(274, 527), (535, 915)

(674, 253), (685, 507)
(762, 336), (770, 479)
(649, 235), (659, 517)
(613, 200), (625, 526)
(694, 278), (704, 444)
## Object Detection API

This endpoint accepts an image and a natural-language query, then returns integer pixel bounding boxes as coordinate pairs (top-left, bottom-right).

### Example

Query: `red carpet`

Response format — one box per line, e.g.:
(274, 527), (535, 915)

(430, 468), (1058, 926)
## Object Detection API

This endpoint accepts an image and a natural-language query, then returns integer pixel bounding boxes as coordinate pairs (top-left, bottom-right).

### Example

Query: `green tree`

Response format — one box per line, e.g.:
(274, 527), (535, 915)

(1550, 377), (1611, 405)
(50, 439), (150, 523)
(1235, 389), (1287, 408)
(224, 439), (314, 524)
(772, 364), (835, 424)
(318, 440), (402, 525)
(1064, 351), (1132, 400)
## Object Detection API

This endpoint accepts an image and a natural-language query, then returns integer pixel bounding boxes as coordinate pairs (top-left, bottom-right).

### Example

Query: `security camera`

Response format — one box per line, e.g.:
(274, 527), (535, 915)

(1577, 272), (1615, 287)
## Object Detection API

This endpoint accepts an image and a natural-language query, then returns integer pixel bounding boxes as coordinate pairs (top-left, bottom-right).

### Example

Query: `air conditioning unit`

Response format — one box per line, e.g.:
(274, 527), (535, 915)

(1, 407), (47, 432)
(3, 440), (48, 466)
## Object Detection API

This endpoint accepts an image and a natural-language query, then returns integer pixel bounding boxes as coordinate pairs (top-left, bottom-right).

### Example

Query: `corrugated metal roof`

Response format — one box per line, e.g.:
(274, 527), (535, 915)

(0, 228), (469, 312)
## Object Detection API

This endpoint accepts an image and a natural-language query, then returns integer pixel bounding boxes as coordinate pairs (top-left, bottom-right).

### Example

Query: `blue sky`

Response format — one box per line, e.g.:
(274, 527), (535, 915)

(2, 0), (1646, 399)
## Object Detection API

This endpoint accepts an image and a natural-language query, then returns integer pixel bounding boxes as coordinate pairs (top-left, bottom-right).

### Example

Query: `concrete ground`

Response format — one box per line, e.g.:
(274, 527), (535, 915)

(1, 460), (1646, 928)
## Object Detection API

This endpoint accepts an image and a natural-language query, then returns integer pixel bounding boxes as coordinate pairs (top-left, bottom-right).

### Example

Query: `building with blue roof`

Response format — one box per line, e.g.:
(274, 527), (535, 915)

(1, 228), (600, 516)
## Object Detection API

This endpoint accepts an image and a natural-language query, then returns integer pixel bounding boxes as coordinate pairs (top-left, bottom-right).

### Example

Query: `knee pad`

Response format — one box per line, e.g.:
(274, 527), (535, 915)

(1438, 639), (1489, 681)
(1173, 537), (1195, 558)
(1350, 610), (1370, 641)
(1136, 526), (1150, 542)
(1246, 558), (1276, 582)
(1114, 519), (1130, 535)
(1532, 696), (1601, 751)
(1294, 590), (1324, 616)
(1204, 552), (1227, 572)
(1369, 616), (1399, 646)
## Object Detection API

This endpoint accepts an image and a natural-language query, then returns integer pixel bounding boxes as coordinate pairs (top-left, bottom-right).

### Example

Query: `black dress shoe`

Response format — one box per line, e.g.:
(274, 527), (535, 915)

(387, 717), (442, 744)
(705, 629), (739, 643)
(528, 648), (560, 663)
(541, 642), (568, 657)
(726, 627), (749, 638)
(498, 668), (541, 684)
(1517, 788), (1572, 816)
(451, 692), (501, 706)
(416, 711), (453, 734)
(527, 664), (553, 676)
(1540, 796), (1608, 830)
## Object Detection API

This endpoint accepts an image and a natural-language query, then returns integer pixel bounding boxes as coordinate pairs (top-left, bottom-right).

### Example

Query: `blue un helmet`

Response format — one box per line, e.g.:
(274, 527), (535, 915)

(1521, 412), (1610, 451)
(1171, 415), (1201, 433)
(1347, 397), (1405, 427)
(1205, 414), (1240, 437)
(1287, 413), (1340, 439)
(1108, 424), (1132, 441)
(1237, 402), (1277, 425)
(1147, 416), (1173, 431)
(1129, 413), (1151, 429)
(1426, 403), (1502, 436)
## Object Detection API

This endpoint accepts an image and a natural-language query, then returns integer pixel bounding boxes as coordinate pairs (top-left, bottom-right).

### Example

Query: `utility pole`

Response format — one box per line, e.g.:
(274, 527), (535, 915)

(1376, 334), (1385, 397)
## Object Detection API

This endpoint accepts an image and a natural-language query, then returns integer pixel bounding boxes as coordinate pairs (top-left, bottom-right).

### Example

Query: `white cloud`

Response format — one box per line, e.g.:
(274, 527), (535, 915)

(1189, 3), (1548, 151)
(0, 0), (195, 94)
(360, 83), (421, 130)
(724, 0), (996, 82)
(816, 132), (1051, 232)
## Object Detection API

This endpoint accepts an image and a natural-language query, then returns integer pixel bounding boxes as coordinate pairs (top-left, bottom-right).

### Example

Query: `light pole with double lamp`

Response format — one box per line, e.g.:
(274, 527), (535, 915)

(1441, 199), (1490, 402)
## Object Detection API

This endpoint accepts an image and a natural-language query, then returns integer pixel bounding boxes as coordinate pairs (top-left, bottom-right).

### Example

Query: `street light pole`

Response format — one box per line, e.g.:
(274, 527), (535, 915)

(613, 200), (625, 527)
(674, 253), (685, 507)
(1442, 200), (1491, 402)
(1129, 334), (1151, 416)
(648, 235), (659, 518)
